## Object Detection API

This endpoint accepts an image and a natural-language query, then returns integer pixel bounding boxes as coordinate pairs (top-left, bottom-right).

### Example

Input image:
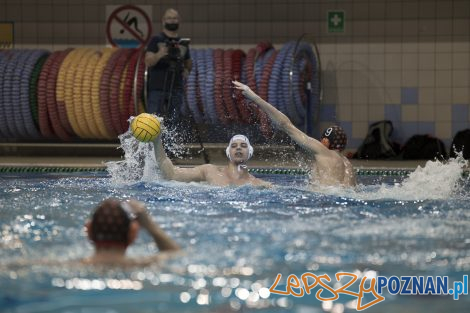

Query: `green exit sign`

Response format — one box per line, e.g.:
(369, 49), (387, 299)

(328, 11), (345, 33)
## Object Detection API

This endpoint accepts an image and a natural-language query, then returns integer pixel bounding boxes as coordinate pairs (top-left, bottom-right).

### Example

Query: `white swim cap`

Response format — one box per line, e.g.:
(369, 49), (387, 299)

(226, 134), (254, 161)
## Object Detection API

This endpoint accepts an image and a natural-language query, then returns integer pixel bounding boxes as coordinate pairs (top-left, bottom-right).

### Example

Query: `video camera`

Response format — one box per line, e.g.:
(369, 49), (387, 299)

(165, 38), (191, 61)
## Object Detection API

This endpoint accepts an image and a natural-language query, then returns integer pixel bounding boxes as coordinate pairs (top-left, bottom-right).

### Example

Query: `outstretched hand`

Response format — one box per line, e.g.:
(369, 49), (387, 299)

(232, 80), (255, 99)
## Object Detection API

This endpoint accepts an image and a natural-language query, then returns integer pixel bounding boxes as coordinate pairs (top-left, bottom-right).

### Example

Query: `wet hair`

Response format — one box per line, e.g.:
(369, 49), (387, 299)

(90, 199), (134, 245)
(321, 125), (347, 151)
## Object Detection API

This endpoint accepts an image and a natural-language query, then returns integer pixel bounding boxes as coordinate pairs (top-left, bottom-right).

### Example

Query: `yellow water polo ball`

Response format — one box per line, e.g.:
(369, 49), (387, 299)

(130, 113), (161, 142)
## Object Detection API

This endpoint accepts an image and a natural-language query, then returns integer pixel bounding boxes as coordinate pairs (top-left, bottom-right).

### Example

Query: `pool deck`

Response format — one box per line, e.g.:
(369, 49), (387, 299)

(0, 142), (428, 170)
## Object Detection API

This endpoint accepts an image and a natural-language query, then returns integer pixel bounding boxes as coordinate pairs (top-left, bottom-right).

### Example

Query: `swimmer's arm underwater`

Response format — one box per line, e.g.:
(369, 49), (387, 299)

(233, 81), (326, 155)
(153, 135), (208, 183)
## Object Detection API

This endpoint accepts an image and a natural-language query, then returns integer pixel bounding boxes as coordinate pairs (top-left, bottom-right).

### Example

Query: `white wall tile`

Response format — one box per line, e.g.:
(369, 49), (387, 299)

(435, 53), (452, 70)
(369, 87), (385, 105)
(385, 53), (402, 70)
(352, 88), (369, 106)
(353, 21), (369, 37)
(434, 87), (453, 105)
(418, 70), (435, 87)
(452, 41), (470, 52)
(452, 87), (470, 104)
(436, 1), (453, 19)
(369, 70), (385, 88)
(418, 53), (435, 70)
(336, 43), (353, 55)
(402, 20), (418, 37)
(37, 23), (53, 39)
(352, 104), (369, 122)
(53, 23), (68, 38)
(402, 105), (418, 122)
(435, 39), (453, 53)
(369, 54), (385, 70)
(338, 87), (352, 106)
(452, 70), (469, 87)
(337, 70), (353, 88)
(352, 54), (369, 71)
(368, 42), (385, 54)
(337, 103), (352, 121)
(352, 71), (369, 88)
(384, 87), (401, 104)
(435, 122), (452, 138)
(336, 54), (353, 70)
(435, 70), (452, 88)
(384, 41), (401, 53)
(402, 70), (418, 86)
(368, 103), (384, 121)
(352, 122), (369, 139)
(419, 87), (435, 105)
(352, 43), (368, 54)
(418, 42), (435, 54)
(418, 104), (435, 121)
(323, 87), (338, 104)
(385, 20), (401, 37)
(453, 19), (470, 36)
(385, 70), (401, 87)
(402, 53), (418, 70)
(319, 43), (336, 55)
(369, 21), (384, 37)
(434, 106), (451, 122)
(402, 42), (418, 53)
(436, 20), (452, 36)
(452, 53), (470, 70)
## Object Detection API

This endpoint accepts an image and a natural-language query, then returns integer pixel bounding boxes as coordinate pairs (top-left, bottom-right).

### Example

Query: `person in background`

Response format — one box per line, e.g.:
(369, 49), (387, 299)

(233, 80), (356, 187)
(83, 198), (180, 266)
(145, 8), (192, 125)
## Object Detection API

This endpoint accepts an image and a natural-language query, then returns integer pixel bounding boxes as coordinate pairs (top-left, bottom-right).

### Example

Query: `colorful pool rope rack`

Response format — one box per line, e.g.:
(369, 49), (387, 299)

(0, 41), (320, 141)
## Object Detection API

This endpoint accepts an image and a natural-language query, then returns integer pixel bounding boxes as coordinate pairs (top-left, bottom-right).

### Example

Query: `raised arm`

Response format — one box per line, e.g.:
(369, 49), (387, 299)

(233, 81), (326, 155)
(128, 200), (180, 251)
(153, 134), (207, 182)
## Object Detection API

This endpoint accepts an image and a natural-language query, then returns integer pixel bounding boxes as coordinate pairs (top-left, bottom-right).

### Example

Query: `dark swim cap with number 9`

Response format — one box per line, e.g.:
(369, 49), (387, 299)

(321, 125), (347, 151)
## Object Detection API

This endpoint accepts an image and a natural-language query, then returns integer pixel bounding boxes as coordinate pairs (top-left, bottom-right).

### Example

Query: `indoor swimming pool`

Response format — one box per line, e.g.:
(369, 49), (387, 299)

(1, 153), (470, 313)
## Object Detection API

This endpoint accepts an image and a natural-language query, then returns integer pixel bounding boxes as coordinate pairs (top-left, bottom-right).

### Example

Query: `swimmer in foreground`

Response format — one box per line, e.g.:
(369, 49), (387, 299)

(153, 132), (272, 187)
(83, 198), (180, 266)
(233, 80), (356, 187)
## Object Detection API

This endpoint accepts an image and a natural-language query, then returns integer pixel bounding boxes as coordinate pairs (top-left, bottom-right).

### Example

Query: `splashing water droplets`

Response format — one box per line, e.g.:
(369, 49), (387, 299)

(106, 130), (161, 184)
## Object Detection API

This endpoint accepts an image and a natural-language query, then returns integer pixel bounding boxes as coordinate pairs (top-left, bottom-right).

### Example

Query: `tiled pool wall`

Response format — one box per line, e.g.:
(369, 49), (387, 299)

(2, 0), (469, 149)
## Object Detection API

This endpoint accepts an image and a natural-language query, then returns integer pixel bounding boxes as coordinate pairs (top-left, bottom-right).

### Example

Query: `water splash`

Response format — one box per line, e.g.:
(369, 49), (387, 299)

(105, 131), (161, 184)
(314, 154), (468, 200)
(362, 154), (468, 200)
(105, 116), (192, 185)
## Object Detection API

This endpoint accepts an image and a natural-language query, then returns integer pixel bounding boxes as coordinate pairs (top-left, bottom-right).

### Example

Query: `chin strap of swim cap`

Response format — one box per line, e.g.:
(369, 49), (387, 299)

(237, 164), (248, 172)
(226, 134), (254, 161)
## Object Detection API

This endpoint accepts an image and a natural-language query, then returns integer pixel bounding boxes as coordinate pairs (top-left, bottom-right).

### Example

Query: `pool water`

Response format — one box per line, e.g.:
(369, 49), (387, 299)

(1, 153), (470, 313)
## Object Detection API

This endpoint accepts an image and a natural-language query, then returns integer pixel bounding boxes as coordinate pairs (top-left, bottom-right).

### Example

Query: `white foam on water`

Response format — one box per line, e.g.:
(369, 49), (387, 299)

(317, 154), (469, 201)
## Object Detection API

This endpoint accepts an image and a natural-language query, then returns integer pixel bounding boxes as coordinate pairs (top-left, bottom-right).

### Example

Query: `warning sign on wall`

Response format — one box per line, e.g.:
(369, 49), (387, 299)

(0, 22), (14, 49)
(106, 5), (152, 49)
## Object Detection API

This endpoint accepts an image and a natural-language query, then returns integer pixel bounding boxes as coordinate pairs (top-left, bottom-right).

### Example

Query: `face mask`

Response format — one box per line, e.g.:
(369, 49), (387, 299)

(164, 23), (179, 31)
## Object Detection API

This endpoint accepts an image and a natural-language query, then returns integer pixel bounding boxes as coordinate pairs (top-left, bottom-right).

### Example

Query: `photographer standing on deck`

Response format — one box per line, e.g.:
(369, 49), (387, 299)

(145, 8), (192, 126)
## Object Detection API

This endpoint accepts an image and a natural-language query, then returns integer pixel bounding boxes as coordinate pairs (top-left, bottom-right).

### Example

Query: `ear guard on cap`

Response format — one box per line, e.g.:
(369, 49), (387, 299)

(226, 135), (254, 160)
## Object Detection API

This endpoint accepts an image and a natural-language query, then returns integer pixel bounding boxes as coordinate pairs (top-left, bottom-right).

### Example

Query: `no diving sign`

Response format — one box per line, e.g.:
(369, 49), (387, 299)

(106, 5), (152, 48)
